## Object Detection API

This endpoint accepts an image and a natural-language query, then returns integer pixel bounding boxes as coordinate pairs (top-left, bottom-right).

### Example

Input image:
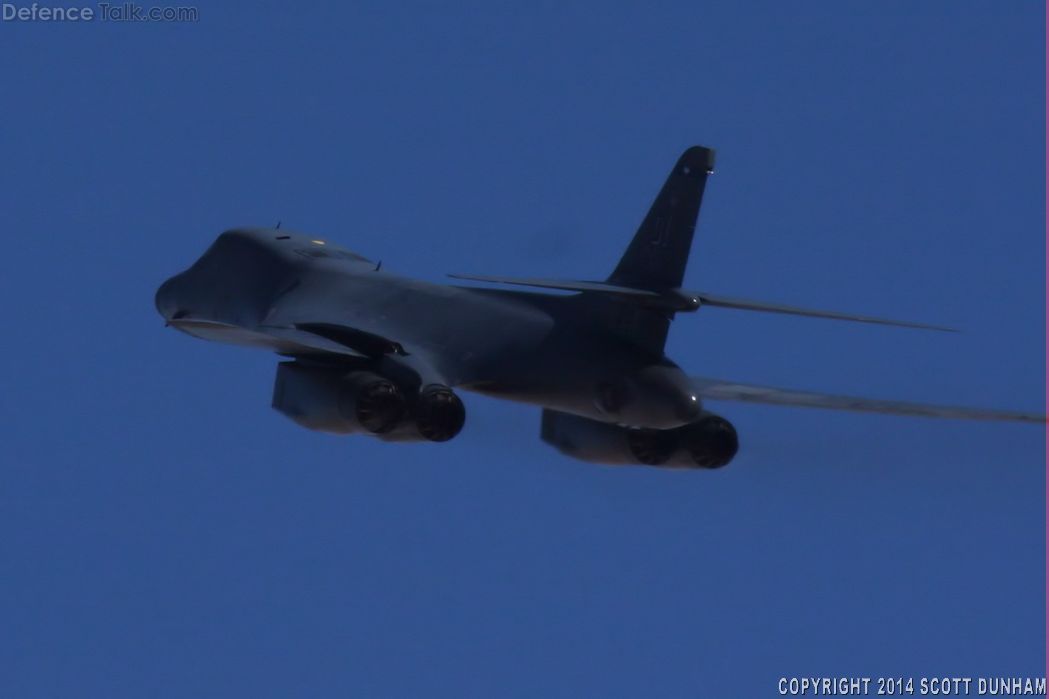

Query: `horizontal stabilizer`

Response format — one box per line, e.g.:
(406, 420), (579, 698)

(691, 292), (957, 332)
(691, 377), (1045, 424)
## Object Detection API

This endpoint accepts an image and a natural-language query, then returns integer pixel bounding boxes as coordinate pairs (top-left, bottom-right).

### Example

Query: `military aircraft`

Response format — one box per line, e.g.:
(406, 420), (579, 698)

(155, 146), (1044, 469)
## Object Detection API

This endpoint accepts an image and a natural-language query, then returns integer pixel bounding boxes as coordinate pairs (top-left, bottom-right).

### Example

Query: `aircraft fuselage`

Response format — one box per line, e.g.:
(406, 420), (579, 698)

(155, 228), (701, 430)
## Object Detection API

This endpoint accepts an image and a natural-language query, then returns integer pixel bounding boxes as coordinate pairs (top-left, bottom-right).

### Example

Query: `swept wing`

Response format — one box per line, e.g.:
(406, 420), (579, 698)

(691, 376), (1044, 423)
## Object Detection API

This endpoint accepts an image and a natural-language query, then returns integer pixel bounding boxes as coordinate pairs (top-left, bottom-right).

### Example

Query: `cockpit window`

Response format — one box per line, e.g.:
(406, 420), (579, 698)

(293, 248), (371, 263)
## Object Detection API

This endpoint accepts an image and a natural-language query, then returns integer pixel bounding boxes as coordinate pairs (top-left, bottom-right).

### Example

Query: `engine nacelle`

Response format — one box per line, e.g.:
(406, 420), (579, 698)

(272, 362), (405, 435)
(541, 410), (738, 469)
(594, 364), (702, 429)
(273, 363), (465, 442)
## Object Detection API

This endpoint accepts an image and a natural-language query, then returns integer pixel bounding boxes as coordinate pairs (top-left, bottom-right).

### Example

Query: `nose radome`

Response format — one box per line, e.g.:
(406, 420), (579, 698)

(155, 275), (182, 321)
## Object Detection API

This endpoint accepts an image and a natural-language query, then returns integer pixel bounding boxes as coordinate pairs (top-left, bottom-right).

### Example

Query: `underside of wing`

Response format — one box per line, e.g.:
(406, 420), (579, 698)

(691, 376), (1045, 424)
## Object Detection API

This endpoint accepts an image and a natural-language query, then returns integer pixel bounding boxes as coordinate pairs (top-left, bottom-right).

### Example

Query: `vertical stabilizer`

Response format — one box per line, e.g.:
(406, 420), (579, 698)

(608, 146), (715, 290)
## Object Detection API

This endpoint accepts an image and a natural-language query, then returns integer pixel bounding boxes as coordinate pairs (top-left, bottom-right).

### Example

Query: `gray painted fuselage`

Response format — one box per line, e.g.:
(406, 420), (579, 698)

(155, 228), (700, 429)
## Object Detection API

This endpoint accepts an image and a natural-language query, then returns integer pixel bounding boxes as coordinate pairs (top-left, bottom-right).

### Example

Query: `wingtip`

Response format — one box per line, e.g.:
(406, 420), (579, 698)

(875, 320), (959, 333)
(926, 323), (961, 334)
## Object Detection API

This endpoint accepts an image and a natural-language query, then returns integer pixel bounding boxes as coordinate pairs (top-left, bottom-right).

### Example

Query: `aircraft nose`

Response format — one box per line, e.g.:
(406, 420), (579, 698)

(154, 275), (182, 321)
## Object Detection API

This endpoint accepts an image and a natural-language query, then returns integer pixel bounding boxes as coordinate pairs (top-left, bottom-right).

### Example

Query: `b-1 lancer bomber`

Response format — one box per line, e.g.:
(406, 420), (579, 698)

(156, 146), (1044, 469)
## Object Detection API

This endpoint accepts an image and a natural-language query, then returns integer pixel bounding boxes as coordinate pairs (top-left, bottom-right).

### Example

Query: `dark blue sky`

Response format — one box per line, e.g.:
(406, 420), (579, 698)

(0, 3), (1043, 697)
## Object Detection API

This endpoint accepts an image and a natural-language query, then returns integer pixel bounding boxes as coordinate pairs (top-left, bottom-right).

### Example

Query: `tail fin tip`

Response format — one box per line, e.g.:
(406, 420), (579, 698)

(681, 145), (716, 175)
(608, 145), (717, 290)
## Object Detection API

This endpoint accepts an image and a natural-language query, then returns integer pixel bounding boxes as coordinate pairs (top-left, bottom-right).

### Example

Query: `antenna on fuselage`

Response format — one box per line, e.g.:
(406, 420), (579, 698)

(275, 220), (282, 229)
(374, 260), (382, 271)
